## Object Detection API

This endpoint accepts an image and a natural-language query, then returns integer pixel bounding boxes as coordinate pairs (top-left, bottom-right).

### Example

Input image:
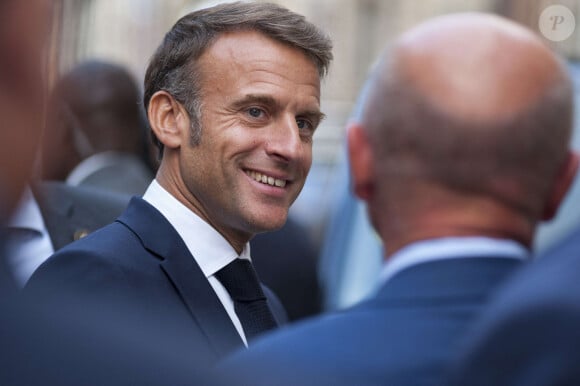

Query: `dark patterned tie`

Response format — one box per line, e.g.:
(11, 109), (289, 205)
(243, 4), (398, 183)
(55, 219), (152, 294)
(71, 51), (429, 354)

(215, 258), (278, 342)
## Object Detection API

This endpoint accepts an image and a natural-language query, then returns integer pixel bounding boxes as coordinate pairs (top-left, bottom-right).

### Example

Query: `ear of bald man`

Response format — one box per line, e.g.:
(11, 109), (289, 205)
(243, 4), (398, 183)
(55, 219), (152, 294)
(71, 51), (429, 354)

(541, 151), (580, 221)
(347, 123), (375, 202)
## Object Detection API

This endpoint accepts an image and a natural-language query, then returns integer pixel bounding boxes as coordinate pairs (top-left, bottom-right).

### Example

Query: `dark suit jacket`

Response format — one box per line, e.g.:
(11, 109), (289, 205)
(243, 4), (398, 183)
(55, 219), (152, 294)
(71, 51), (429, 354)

(0, 287), (208, 386)
(33, 181), (129, 249)
(447, 228), (580, 386)
(27, 197), (286, 366)
(35, 181), (302, 321)
(1, 193), (206, 385)
(216, 257), (522, 386)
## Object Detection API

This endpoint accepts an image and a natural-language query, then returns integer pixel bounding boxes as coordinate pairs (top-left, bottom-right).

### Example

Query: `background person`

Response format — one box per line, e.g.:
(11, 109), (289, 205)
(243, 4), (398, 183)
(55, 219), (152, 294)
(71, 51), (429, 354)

(41, 60), (155, 196)
(5, 181), (129, 287)
(215, 12), (577, 386)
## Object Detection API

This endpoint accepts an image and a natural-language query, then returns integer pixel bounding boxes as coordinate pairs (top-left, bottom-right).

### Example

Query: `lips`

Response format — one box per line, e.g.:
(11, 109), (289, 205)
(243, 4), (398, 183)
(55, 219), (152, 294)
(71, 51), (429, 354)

(245, 169), (287, 188)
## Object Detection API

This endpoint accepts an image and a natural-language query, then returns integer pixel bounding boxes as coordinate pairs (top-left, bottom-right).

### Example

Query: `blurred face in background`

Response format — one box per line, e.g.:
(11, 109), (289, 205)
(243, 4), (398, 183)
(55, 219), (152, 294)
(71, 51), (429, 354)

(0, 0), (51, 214)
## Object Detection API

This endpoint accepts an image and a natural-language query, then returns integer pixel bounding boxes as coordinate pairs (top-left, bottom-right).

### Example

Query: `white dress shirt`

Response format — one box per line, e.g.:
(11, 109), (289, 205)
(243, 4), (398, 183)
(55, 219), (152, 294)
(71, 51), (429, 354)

(142, 180), (250, 346)
(6, 186), (54, 287)
(378, 236), (529, 288)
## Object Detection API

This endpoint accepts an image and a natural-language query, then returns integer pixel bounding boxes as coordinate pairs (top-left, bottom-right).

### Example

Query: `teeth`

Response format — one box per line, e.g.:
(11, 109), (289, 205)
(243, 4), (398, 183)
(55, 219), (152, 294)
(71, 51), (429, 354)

(246, 170), (287, 188)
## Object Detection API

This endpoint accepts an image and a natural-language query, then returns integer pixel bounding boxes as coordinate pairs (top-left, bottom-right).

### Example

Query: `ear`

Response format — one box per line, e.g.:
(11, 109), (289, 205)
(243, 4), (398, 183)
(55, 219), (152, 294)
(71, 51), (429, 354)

(347, 122), (375, 201)
(542, 151), (580, 221)
(148, 91), (190, 149)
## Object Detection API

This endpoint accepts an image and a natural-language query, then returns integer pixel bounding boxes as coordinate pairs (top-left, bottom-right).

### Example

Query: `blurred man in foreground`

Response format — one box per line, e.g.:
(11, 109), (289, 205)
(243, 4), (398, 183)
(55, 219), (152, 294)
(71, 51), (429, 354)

(216, 12), (578, 386)
(0, 1), (209, 384)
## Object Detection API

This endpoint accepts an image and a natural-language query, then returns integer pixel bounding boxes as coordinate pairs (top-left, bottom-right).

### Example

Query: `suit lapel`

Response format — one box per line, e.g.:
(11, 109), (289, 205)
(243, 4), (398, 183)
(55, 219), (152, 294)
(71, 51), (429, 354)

(160, 256), (244, 356)
(118, 198), (244, 357)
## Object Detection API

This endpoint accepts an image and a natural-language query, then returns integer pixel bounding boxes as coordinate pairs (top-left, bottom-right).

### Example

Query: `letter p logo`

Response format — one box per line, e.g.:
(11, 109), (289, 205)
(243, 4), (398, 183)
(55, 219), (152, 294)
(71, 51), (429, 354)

(539, 5), (575, 42)
(551, 15), (565, 30)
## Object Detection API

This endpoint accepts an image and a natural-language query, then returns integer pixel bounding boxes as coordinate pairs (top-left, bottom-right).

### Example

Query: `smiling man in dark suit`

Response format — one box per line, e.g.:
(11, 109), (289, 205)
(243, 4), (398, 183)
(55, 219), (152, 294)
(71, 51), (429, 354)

(215, 12), (578, 386)
(27, 1), (332, 366)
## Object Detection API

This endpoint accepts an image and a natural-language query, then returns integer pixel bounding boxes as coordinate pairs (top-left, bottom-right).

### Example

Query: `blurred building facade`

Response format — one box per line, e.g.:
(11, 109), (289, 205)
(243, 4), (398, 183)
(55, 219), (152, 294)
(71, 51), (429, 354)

(52, 0), (507, 154)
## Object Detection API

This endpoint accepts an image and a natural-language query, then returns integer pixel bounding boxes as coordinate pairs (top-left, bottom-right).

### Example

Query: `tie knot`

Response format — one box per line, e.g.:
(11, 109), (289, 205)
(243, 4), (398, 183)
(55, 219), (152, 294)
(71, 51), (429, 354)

(215, 258), (266, 302)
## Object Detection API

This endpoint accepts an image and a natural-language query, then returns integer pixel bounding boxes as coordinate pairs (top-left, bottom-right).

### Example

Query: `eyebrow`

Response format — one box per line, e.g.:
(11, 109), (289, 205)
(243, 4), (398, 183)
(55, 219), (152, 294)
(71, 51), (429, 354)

(230, 94), (279, 112)
(304, 110), (326, 126)
(232, 93), (326, 124)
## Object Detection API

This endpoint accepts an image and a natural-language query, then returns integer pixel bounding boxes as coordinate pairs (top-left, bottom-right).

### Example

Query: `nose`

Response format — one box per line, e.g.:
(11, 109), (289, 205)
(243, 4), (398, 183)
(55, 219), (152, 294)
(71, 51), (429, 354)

(265, 115), (307, 163)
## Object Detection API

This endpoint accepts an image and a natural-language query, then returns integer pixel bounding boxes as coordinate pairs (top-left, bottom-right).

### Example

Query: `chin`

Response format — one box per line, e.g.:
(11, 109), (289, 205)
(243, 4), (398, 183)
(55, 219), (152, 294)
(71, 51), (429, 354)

(247, 214), (287, 234)
(259, 220), (287, 233)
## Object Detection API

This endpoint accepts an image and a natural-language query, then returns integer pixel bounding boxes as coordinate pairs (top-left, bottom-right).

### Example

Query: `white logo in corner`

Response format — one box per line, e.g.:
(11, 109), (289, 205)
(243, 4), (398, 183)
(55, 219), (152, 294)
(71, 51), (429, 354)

(539, 5), (575, 42)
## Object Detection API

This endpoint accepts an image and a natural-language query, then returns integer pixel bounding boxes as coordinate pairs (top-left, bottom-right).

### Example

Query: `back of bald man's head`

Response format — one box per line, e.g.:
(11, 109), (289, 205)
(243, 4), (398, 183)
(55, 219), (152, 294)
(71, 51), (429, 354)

(360, 13), (573, 211)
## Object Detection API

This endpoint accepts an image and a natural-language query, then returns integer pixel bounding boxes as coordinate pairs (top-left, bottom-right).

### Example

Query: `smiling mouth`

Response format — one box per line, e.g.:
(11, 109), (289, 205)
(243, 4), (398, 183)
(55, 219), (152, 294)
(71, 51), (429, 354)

(245, 170), (287, 188)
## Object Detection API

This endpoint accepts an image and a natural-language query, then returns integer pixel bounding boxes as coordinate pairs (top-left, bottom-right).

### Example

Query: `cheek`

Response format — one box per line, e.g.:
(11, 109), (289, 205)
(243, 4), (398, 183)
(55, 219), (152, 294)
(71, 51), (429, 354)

(202, 115), (254, 152)
(223, 131), (262, 158)
(301, 144), (314, 172)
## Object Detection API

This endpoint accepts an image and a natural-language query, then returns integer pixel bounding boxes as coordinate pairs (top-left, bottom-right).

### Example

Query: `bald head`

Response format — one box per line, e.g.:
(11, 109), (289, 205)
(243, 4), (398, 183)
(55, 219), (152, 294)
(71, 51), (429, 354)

(360, 13), (573, 216)
(396, 13), (566, 122)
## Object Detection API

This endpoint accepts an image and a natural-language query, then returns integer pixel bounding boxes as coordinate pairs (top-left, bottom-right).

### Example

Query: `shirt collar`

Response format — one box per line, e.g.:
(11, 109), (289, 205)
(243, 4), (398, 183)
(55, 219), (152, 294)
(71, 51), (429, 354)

(378, 236), (529, 286)
(142, 180), (250, 278)
(8, 186), (46, 234)
(66, 151), (145, 185)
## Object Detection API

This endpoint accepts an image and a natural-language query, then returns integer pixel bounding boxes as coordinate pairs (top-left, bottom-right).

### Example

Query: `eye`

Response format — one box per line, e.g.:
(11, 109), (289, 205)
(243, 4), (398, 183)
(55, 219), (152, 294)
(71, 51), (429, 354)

(296, 118), (314, 133)
(247, 107), (264, 118)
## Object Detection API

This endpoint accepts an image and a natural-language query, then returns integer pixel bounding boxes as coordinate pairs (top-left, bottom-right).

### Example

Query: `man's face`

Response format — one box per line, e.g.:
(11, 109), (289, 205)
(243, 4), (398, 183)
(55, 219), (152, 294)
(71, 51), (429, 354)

(179, 30), (321, 245)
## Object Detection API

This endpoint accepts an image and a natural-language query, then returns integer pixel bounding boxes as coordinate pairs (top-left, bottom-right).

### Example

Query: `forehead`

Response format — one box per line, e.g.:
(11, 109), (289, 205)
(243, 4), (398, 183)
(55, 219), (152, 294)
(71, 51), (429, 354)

(197, 30), (321, 102)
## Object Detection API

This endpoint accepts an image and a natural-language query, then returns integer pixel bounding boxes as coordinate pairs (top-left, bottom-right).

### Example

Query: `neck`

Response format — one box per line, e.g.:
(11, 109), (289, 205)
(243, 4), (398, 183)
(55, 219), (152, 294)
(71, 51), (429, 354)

(377, 194), (535, 258)
(155, 158), (250, 254)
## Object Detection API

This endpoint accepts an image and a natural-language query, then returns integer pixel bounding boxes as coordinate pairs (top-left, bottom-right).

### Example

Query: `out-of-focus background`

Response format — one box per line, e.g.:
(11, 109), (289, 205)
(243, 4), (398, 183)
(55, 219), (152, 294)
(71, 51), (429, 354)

(45, 0), (580, 311)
